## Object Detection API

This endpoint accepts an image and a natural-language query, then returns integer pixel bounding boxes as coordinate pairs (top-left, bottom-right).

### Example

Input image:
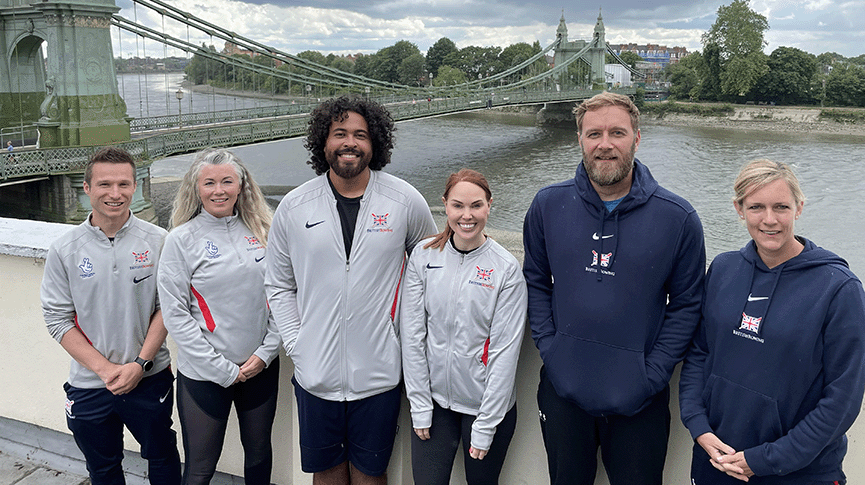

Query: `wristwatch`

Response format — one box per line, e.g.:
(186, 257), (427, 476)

(134, 356), (154, 372)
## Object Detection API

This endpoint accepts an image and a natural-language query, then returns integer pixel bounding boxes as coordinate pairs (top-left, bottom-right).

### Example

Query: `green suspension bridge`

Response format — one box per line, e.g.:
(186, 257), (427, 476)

(0, 0), (641, 223)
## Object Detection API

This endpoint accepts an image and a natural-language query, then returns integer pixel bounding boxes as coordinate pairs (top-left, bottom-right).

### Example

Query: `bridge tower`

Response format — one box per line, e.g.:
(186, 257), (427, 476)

(553, 10), (607, 87)
(1, 0), (130, 148)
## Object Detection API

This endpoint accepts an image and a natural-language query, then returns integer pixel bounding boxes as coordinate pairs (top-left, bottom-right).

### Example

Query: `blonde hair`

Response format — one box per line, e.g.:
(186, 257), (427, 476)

(733, 159), (806, 207)
(574, 91), (640, 134)
(424, 168), (492, 251)
(169, 148), (273, 245)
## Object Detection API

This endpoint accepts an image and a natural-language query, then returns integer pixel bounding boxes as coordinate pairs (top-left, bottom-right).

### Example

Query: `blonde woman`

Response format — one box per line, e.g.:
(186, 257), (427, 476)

(157, 148), (280, 485)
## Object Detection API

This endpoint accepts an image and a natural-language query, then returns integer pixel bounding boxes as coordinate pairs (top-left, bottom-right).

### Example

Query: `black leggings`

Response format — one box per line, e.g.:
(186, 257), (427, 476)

(176, 359), (279, 485)
(410, 401), (517, 485)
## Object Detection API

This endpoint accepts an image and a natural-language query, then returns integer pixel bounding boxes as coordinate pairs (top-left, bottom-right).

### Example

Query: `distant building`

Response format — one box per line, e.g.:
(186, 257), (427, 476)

(223, 42), (283, 66)
(612, 43), (688, 67)
(604, 64), (632, 87)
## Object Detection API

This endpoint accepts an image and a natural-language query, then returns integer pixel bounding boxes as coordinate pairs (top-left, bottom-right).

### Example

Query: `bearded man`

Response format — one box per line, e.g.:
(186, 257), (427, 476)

(522, 91), (706, 485)
(265, 95), (435, 485)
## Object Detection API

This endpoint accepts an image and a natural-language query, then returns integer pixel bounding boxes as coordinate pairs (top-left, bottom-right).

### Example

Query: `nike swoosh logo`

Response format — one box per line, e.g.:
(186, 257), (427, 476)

(255, 255), (265, 263)
(747, 294), (769, 302)
(133, 274), (153, 284)
(159, 387), (172, 403)
(305, 220), (325, 228)
(592, 232), (614, 240)
(426, 263), (443, 269)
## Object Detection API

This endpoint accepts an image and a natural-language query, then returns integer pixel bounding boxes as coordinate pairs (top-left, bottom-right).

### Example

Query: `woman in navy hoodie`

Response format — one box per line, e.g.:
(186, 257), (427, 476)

(680, 159), (865, 484)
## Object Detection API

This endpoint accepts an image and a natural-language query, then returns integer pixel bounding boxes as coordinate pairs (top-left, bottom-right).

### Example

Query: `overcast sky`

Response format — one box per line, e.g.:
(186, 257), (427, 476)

(114, 0), (864, 60)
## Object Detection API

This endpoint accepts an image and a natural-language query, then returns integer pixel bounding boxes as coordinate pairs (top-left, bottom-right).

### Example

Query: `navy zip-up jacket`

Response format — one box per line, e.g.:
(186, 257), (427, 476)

(680, 238), (865, 482)
(523, 160), (705, 416)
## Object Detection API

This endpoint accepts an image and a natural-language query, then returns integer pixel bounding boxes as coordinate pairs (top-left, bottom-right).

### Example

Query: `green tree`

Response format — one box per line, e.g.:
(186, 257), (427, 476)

(618, 51), (643, 69)
(697, 43), (723, 101)
(757, 47), (817, 104)
(375, 40), (421, 83)
(185, 43), (219, 85)
(499, 42), (538, 68)
(297, 50), (327, 66)
(426, 37), (458, 77)
(702, 0), (769, 97)
(825, 64), (865, 106)
(432, 65), (467, 86)
(667, 52), (702, 100)
(398, 53), (426, 86)
(329, 57), (354, 74)
(443, 46), (502, 80)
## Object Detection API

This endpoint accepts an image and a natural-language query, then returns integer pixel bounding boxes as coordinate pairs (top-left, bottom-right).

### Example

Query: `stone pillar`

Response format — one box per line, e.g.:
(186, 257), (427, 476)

(33, 0), (130, 148)
(591, 9), (607, 87)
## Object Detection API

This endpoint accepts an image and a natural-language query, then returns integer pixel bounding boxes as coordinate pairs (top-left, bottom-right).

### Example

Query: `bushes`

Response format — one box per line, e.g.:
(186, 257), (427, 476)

(819, 109), (865, 124)
(641, 101), (735, 118)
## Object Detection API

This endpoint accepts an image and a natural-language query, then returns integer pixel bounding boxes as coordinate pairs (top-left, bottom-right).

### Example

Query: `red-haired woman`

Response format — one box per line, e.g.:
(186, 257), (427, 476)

(400, 168), (527, 485)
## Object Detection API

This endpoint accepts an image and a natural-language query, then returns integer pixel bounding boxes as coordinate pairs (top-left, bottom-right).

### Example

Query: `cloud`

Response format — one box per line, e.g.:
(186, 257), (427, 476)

(113, 0), (863, 59)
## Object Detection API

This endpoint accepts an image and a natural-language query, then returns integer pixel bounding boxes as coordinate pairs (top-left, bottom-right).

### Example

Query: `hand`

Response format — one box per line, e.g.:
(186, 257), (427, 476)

(104, 363), (144, 395)
(414, 428), (430, 440)
(239, 355), (266, 380)
(469, 446), (488, 460)
(716, 452), (754, 482)
(696, 432), (736, 463)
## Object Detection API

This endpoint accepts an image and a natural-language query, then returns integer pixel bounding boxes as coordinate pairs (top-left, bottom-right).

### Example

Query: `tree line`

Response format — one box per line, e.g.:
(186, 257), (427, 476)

(182, 38), (559, 97)
(665, 0), (865, 107)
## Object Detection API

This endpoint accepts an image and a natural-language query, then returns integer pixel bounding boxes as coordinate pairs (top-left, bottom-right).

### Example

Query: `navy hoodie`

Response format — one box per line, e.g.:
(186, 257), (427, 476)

(680, 238), (865, 482)
(523, 160), (705, 416)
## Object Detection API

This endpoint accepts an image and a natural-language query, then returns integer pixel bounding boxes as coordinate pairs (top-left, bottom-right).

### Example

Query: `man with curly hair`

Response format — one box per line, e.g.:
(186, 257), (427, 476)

(266, 95), (436, 484)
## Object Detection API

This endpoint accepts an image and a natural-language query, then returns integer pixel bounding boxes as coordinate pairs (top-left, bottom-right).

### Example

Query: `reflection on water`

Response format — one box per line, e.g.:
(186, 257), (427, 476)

(118, 72), (287, 119)
(150, 110), (865, 276)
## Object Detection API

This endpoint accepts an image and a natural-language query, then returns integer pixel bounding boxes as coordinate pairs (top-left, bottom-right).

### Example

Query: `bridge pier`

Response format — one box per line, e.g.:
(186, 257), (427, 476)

(536, 101), (577, 126)
(0, 163), (157, 225)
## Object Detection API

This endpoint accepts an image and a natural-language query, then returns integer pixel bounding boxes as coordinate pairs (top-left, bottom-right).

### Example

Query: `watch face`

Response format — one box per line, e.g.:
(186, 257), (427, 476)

(142, 360), (153, 372)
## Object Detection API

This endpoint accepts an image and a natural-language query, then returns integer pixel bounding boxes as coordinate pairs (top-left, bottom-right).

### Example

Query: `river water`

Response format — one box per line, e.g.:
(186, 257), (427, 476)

(134, 74), (865, 275)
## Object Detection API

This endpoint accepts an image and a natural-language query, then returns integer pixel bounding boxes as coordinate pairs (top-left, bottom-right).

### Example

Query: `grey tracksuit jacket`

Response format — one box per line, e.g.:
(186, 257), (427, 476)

(42, 213), (171, 388)
(400, 237), (527, 451)
(158, 211), (280, 387)
(265, 170), (436, 401)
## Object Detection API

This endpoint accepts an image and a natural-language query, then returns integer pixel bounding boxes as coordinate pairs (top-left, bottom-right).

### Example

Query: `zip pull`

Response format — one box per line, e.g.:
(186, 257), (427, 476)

(345, 260), (350, 272)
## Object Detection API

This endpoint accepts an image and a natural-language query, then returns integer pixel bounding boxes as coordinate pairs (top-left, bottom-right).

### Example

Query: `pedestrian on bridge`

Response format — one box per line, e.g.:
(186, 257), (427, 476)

(523, 91), (706, 485)
(266, 95), (436, 485)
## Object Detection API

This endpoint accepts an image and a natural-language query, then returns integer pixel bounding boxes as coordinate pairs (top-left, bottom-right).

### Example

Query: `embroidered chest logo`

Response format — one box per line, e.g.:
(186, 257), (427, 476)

(78, 258), (95, 278)
(591, 250), (613, 268)
(470, 266), (495, 289)
(739, 313), (763, 333)
(205, 241), (221, 259)
(130, 249), (155, 270)
(244, 235), (265, 251)
(367, 212), (394, 233)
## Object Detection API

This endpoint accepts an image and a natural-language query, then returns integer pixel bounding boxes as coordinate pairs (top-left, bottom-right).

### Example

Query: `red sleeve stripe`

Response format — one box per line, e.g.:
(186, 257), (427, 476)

(190, 285), (216, 332)
(482, 337), (490, 366)
(390, 256), (406, 322)
(74, 313), (93, 345)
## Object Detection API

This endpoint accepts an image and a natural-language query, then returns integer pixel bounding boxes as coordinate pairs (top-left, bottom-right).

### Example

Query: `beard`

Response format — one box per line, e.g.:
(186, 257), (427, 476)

(582, 140), (637, 186)
(326, 148), (372, 180)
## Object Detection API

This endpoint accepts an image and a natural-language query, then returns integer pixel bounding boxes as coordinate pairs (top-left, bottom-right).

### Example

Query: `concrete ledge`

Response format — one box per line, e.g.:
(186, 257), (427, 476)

(0, 217), (73, 259)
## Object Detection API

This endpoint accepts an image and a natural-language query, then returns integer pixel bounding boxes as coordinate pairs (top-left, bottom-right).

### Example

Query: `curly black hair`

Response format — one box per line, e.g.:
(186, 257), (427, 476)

(304, 95), (396, 176)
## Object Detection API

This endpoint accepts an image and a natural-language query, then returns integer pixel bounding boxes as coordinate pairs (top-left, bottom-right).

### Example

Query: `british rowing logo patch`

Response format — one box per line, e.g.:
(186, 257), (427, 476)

(65, 398), (74, 418)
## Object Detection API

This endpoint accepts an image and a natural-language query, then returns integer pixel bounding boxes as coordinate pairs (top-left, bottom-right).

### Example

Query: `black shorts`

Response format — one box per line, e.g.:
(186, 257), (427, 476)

(292, 376), (401, 476)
